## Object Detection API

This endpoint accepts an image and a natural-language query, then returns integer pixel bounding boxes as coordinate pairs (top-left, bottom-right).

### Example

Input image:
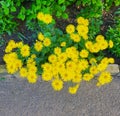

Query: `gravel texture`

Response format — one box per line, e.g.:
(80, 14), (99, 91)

(0, 73), (120, 116)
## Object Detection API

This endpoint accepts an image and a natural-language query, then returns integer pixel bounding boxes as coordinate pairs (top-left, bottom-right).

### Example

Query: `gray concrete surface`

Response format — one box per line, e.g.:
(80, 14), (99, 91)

(0, 73), (120, 116)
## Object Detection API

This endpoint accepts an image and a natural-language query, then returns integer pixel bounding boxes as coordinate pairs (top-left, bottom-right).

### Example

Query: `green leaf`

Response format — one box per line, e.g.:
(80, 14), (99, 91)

(58, 0), (65, 5)
(42, 1), (47, 5)
(44, 32), (51, 37)
(61, 5), (66, 12)
(11, 6), (16, 12)
(62, 13), (68, 19)
(17, 6), (26, 20)
(56, 11), (62, 17)
(4, 8), (9, 15)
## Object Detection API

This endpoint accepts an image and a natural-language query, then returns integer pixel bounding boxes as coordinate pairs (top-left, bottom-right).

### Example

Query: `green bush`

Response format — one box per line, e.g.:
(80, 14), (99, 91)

(0, 0), (24, 35)
(106, 18), (120, 57)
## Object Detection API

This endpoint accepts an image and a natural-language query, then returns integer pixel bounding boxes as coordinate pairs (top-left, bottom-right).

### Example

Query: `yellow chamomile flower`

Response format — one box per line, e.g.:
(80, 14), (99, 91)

(83, 73), (94, 81)
(43, 37), (51, 47)
(37, 12), (44, 21)
(5, 40), (16, 53)
(51, 79), (63, 91)
(96, 35), (105, 42)
(54, 47), (61, 55)
(99, 40), (108, 50)
(97, 72), (112, 86)
(61, 42), (66, 47)
(90, 43), (100, 53)
(109, 40), (113, 48)
(16, 41), (23, 48)
(68, 84), (80, 94)
(76, 25), (88, 37)
(31, 54), (36, 59)
(70, 33), (81, 42)
(77, 17), (89, 26)
(38, 32), (44, 41)
(48, 54), (57, 63)
(80, 49), (89, 58)
(108, 58), (114, 64)
(20, 67), (28, 78)
(34, 41), (43, 52)
(90, 66), (98, 75)
(27, 72), (38, 83)
(85, 41), (93, 50)
(42, 72), (53, 81)
(43, 14), (53, 24)
(66, 24), (75, 34)
(20, 44), (30, 57)
(89, 58), (97, 64)
(72, 73), (82, 83)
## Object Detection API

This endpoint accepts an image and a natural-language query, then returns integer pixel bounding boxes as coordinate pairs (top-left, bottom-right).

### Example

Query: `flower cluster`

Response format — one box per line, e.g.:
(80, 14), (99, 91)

(3, 13), (114, 94)
(3, 31), (51, 83)
(37, 12), (53, 24)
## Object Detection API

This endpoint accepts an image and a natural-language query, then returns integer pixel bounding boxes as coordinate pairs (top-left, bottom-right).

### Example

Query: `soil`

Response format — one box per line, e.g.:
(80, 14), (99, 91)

(0, 4), (120, 65)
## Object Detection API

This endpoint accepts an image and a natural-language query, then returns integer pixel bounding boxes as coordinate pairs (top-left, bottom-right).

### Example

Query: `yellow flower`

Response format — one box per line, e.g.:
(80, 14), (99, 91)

(83, 73), (94, 81)
(37, 12), (44, 21)
(66, 24), (75, 34)
(90, 43), (100, 53)
(76, 25), (88, 36)
(99, 40), (108, 50)
(70, 33), (81, 42)
(108, 58), (114, 64)
(97, 72), (112, 85)
(41, 63), (52, 71)
(66, 61), (76, 71)
(97, 63), (107, 72)
(27, 72), (37, 83)
(20, 44), (30, 57)
(89, 58), (97, 64)
(31, 54), (36, 59)
(16, 41), (23, 48)
(77, 17), (85, 24)
(43, 14), (53, 24)
(43, 37), (51, 47)
(90, 66), (98, 75)
(80, 49), (89, 58)
(78, 59), (89, 70)
(61, 69), (72, 82)
(5, 40), (16, 53)
(77, 17), (89, 26)
(101, 57), (109, 64)
(56, 62), (65, 74)
(42, 72), (53, 81)
(6, 63), (17, 74)
(48, 54), (57, 63)
(34, 41), (43, 52)
(14, 59), (23, 69)
(85, 41), (93, 50)
(51, 79), (63, 91)
(27, 58), (36, 67)
(3, 52), (17, 63)
(109, 40), (113, 48)
(82, 34), (88, 40)
(68, 84), (80, 94)
(96, 35), (105, 42)
(54, 47), (61, 55)
(58, 52), (67, 63)
(38, 32), (44, 41)
(28, 65), (37, 73)
(20, 67), (28, 78)
(72, 73), (82, 83)
(60, 42), (66, 47)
